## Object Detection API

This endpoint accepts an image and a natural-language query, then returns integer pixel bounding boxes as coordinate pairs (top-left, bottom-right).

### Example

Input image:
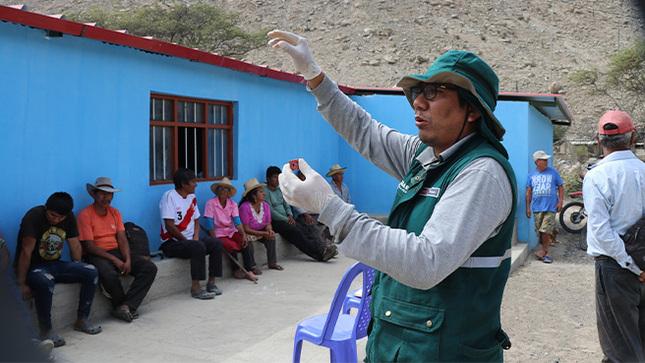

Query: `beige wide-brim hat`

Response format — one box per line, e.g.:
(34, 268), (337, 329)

(242, 177), (267, 198)
(86, 176), (122, 195)
(210, 177), (237, 197)
(532, 150), (551, 161)
(326, 164), (347, 177)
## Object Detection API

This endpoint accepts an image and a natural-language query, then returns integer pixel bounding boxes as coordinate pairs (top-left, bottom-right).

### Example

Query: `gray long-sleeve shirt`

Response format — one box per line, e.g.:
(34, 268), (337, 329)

(312, 76), (513, 290)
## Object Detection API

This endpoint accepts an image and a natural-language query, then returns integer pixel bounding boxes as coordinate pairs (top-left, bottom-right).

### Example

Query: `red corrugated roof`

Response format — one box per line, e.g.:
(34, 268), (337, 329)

(0, 4), (573, 123)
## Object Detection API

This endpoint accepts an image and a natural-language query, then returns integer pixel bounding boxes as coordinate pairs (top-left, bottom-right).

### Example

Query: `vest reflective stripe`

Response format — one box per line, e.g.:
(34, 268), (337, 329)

(460, 248), (512, 268)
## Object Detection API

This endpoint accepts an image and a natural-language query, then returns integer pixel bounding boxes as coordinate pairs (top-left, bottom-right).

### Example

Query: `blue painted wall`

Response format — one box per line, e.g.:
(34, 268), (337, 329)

(0, 21), (342, 256)
(339, 94), (418, 214)
(0, 20), (555, 258)
(496, 102), (556, 248)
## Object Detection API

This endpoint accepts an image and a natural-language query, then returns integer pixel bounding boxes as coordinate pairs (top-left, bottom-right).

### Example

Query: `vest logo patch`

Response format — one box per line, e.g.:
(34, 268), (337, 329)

(397, 180), (411, 193)
(420, 187), (440, 197)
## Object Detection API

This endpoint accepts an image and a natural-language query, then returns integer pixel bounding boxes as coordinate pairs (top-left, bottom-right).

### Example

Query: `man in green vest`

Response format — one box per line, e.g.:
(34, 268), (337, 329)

(269, 30), (517, 362)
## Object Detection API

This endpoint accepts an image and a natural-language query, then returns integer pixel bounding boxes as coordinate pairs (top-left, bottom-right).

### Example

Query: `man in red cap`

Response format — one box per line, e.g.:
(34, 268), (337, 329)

(583, 110), (645, 362)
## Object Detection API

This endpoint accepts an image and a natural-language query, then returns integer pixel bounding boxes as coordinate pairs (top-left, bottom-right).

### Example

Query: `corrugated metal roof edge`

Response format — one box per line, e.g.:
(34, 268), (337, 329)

(350, 87), (574, 124)
(0, 5), (573, 124)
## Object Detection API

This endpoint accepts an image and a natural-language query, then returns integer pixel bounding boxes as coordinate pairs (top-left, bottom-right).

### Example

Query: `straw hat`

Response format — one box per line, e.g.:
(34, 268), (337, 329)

(86, 177), (122, 195)
(210, 177), (237, 197)
(242, 177), (267, 198)
(325, 164), (347, 177)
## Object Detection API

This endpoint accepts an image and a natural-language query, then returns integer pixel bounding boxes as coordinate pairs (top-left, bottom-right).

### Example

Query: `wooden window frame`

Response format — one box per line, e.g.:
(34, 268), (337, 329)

(149, 93), (234, 185)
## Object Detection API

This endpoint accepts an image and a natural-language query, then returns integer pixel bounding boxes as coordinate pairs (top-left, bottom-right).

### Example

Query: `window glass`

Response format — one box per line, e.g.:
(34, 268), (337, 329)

(151, 98), (173, 122)
(150, 94), (232, 183)
(149, 125), (173, 181)
(208, 104), (228, 125)
(208, 128), (228, 177)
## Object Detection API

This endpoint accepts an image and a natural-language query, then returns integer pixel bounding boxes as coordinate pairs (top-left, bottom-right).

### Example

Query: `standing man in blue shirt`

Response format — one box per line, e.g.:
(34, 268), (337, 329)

(526, 150), (564, 263)
(583, 110), (645, 362)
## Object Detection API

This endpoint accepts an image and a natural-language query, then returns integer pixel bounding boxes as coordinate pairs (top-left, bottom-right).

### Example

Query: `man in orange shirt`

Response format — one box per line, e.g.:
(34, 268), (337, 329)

(78, 177), (157, 322)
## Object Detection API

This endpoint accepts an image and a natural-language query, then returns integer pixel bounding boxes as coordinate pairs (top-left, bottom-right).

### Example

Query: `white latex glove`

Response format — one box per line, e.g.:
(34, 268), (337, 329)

(279, 158), (334, 214)
(268, 30), (322, 80)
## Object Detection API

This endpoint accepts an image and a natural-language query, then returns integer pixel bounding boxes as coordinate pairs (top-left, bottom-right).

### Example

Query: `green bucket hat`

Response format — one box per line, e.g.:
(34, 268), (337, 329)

(396, 50), (505, 140)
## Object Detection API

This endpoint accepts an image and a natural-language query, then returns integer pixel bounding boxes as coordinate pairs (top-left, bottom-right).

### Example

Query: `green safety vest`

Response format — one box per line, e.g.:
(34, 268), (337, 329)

(365, 135), (517, 362)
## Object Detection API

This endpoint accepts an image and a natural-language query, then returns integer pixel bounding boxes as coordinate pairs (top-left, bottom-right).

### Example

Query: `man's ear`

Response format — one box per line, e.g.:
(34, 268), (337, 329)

(466, 107), (481, 123)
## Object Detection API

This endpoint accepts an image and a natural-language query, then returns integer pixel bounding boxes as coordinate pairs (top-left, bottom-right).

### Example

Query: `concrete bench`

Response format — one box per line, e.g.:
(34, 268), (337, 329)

(23, 215), (524, 334)
(23, 234), (302, 333)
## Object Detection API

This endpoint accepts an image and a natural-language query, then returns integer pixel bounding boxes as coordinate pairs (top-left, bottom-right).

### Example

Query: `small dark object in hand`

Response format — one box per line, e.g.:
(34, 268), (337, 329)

(289, 159), (299, 171)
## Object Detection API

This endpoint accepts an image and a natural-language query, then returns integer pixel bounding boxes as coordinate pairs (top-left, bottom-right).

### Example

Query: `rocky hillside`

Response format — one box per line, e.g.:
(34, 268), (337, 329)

(3, 0), (644, 139)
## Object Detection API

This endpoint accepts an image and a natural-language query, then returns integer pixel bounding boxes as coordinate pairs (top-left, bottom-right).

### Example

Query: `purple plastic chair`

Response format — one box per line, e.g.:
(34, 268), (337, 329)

(292, 262), (375, 363)
(342, 288), (362, 314)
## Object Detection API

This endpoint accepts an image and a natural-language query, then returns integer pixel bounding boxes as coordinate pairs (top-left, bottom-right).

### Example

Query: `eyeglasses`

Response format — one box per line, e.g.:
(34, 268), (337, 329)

(409, 84), (458, 101)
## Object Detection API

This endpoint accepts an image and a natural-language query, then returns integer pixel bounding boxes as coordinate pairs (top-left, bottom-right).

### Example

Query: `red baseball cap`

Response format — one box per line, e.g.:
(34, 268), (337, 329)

(598, 110), (635, 135)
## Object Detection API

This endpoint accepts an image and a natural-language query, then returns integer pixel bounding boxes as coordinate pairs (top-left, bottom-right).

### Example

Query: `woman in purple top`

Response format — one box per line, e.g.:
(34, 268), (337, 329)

(239, 178), (283, 271)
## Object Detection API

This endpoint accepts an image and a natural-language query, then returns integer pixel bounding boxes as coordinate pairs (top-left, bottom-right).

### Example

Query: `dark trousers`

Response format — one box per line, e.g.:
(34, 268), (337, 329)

(272, 219), (327, 261)
(254, 237), (277, 265)
(2, 270), (36, 339)
(26, 260), (98, 334)
(0, 275), (49, 361)
(595, 256), (645, 362)
(160, 237), (223, 281)
(85, 250), (157, 310)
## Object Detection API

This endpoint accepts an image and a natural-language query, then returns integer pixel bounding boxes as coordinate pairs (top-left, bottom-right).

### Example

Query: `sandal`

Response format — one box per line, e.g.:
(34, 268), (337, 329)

(112, 306), (133, 323)
(40, 331), (65, 347)
(268, 263), (284, 271)
(322, 245), (337, 262)
(191, 289), (216, 300)
(250, 266), (263, 275)
(206, 284), (223, 295)
(74, 320), (102, 335)
(234, 269), (245, 279)
(245, 271), (258, 282)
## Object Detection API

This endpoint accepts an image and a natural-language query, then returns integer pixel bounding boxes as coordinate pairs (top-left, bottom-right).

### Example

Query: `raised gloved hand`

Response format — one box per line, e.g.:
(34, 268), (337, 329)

(268, 30), (322, 80)
(279, 158), (334, 214)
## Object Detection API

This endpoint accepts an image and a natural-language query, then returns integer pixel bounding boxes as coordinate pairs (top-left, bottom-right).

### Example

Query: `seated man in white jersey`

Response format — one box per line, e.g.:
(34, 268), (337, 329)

(159, 168), (224, 300)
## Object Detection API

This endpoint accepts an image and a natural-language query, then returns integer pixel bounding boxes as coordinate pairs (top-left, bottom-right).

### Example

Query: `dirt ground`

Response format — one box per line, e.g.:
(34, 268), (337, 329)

(501, 220), (601, 362)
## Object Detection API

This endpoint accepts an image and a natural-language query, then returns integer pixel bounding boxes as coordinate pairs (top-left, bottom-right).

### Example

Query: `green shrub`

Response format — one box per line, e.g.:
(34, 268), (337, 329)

(561, 167), (584, 196)
(67, 2), (268, 58)
(573, 145), (589, 163)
